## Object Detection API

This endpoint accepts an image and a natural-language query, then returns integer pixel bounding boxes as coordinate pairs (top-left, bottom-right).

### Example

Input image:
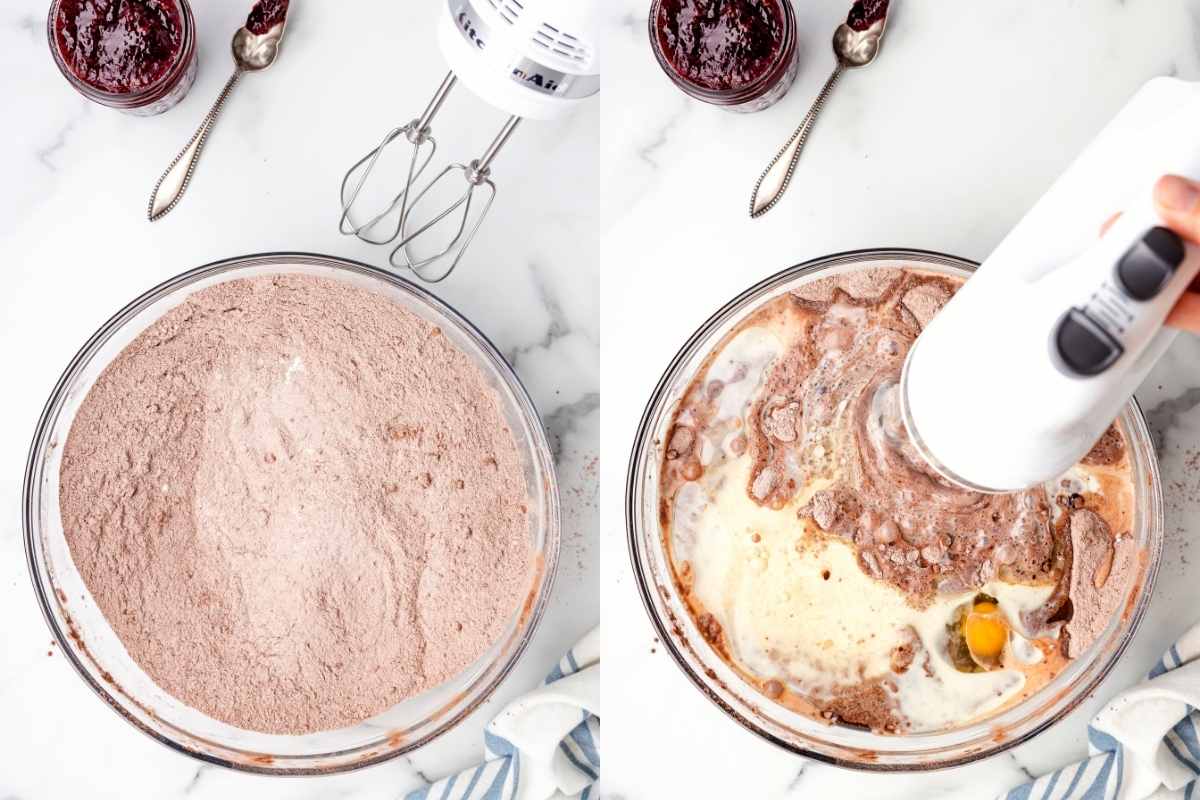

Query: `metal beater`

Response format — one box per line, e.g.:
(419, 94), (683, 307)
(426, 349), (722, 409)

(338, 0), (600, 283)
(339, 72), (522, 283)
(338, 72), (455, 248)
(393, 115), (520, 283)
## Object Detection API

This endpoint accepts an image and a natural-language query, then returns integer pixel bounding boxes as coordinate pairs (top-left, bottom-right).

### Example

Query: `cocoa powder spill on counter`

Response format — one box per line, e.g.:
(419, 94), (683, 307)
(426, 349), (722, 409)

(59, 275), (532, 735)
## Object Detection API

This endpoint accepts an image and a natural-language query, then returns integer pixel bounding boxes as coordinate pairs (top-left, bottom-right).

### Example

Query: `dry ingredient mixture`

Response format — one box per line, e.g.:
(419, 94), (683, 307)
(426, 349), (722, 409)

(660, 266), (1140, 734)
(60, 274), (533, 734)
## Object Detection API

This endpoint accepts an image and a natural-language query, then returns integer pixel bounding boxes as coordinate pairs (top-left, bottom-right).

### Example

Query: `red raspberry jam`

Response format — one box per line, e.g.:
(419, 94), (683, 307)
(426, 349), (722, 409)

(52, 0), (183, 94)
(650, 0), (798, 112)
(48, 0), (196, 114)
(245, 0), (289, 36)
(654, 0), (785, 91)
(846, 0), (889, 31)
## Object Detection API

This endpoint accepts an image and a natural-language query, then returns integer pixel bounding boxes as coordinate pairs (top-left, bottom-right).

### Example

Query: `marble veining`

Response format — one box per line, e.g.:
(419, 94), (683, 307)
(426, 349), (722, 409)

(0, 1), (597, 798)
(1146, 385), (1200, 454)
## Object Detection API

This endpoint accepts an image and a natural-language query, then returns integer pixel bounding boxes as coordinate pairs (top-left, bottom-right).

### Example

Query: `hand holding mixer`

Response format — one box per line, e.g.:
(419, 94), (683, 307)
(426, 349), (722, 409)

(339, 0), (600, 282)
(900, 78), (1200, 493)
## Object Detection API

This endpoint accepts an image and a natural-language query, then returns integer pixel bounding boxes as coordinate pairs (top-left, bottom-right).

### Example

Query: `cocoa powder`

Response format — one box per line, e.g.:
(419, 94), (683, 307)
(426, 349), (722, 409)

(1064, 509), (1136, 656)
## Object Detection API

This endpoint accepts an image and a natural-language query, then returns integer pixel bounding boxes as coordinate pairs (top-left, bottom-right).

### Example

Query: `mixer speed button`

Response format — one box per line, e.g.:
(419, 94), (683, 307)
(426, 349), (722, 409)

(1116, 226), (1185, 301)
(1054, 309), (1123, 376)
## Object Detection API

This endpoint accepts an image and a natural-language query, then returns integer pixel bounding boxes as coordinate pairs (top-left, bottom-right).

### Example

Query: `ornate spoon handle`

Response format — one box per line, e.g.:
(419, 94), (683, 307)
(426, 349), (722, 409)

(749, 64), (843, 219)
(148, 69), (243, 222)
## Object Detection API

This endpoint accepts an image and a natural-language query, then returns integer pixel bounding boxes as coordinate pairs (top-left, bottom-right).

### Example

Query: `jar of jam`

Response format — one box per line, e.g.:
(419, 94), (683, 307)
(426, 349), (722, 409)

(47, 0), (198, 116)
(650, 0), (799, 113)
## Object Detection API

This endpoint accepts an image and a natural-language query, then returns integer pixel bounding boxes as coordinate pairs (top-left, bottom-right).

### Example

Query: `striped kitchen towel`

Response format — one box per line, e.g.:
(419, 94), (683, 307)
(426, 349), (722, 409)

(999, 623), (1200, 800)
(406, 627), (600, 800)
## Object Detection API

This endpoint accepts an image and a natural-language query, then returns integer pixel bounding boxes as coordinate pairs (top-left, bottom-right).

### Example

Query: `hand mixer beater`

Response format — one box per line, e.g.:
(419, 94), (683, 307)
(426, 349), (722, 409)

(339, 0), (601, 282)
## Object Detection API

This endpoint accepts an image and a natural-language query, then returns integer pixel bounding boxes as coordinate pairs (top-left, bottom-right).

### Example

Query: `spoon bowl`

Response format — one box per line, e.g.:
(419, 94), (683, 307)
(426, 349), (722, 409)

(833, 21), (885, 68)
(232, 22), (286, 71)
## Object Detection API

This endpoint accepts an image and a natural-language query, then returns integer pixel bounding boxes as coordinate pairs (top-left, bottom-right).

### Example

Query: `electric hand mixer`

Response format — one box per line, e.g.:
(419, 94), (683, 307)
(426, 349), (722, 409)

(339, 0), (600, 282)
(900, 78), (1200, 493)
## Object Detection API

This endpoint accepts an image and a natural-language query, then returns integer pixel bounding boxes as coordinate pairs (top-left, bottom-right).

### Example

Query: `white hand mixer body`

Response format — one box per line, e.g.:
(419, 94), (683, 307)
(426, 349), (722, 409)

(902, 77), (1200, 492)
(438, 0), (600, 122)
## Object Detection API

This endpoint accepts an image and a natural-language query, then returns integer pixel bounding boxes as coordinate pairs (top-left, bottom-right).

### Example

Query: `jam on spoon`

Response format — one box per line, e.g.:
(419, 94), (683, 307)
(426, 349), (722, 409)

(846, 0), (890, 32)
(245, 0), (290, 36)
(52, 0), (183, 94)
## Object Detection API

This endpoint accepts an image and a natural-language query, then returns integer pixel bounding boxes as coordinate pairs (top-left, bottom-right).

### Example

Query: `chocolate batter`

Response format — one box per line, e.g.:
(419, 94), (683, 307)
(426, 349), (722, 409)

(661, 266), (1139, 732)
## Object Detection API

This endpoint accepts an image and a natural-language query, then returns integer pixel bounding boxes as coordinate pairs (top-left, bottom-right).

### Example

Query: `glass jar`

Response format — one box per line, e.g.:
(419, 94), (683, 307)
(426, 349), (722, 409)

(649, 0), (799, 113)
(47, 0), (198, 116)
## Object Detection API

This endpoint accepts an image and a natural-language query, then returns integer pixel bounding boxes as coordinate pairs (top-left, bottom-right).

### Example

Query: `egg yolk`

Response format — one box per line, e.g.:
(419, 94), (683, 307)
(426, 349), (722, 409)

(964, 601), (1008, 661)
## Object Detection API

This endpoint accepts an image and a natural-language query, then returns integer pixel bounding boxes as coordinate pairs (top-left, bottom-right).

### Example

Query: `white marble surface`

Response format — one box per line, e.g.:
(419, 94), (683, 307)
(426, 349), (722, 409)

(0, 1), (597, 797)
(601, 0), (1200, 798)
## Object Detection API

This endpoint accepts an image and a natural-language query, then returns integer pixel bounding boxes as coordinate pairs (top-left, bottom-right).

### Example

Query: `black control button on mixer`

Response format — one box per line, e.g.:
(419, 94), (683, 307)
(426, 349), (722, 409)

(1054, 309), (1124, 376)
(1116, 226), (1185, 301)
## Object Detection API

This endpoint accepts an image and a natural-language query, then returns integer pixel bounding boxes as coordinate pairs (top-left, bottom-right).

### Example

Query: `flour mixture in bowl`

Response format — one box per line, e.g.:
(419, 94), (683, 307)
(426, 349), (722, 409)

(59, 274), (533, 735)
(660, 265), (1139, 734)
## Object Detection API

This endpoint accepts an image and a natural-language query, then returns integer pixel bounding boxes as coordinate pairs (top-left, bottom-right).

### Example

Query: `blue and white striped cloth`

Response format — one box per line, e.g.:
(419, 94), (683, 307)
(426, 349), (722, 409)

(406, 627), (600, 800)
(1000, 623), (1200, 800)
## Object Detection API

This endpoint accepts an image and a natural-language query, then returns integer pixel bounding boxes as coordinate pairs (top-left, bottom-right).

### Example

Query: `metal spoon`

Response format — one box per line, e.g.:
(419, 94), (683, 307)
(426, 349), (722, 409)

(749, 2), (890, 219)
(148, 5), (290, 222)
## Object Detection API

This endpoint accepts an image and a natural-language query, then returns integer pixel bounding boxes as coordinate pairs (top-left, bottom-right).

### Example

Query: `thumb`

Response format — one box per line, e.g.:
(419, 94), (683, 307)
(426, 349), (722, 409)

(1153, 174), (1200, 242)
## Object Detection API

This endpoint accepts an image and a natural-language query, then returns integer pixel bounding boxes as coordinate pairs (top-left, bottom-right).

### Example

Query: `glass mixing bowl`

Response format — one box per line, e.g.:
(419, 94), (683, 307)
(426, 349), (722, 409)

(626, 248), (1163, 770)
(23, 253), (560, 774)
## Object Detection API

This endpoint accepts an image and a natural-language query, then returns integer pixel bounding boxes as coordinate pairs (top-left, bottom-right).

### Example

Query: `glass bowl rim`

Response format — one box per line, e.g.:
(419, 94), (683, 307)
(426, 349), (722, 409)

(22, 251), (561, 775)
(624, 246), (1164, 771)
